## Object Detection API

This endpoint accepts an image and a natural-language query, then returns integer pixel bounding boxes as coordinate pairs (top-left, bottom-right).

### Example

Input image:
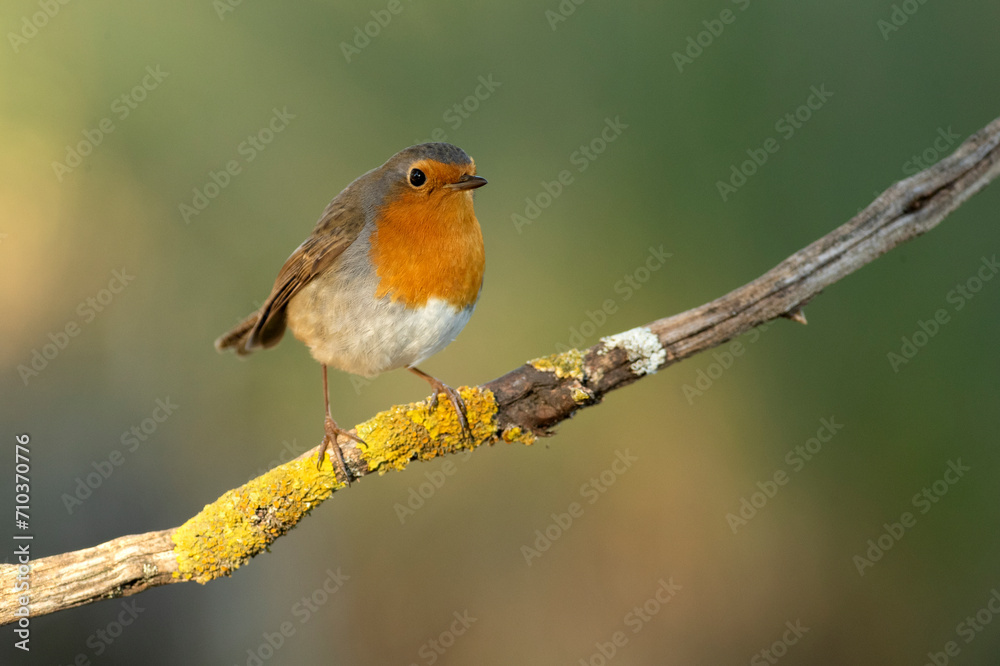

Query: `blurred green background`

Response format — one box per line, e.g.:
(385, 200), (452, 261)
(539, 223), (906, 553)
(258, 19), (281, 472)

(3, 1), (1000, 664)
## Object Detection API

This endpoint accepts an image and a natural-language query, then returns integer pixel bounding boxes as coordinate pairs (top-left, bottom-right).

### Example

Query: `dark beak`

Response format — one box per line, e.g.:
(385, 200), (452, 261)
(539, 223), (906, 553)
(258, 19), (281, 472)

(446, 174), (488, 191)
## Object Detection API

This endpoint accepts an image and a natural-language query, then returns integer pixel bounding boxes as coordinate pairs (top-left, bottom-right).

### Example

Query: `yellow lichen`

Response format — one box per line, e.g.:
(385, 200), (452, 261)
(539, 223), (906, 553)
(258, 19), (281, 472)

(501, 425), (537, 446)
(356, 386), (498, 473)
(529, 348), (585, 380)
(171, 386), (500, 583)
(571, 386), (592, 403)
(172, 458), (342, 583)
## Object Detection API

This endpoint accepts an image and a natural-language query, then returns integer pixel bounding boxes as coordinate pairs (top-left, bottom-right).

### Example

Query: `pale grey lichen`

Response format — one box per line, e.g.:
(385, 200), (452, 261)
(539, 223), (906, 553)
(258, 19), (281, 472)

(600, 327), (666, 376)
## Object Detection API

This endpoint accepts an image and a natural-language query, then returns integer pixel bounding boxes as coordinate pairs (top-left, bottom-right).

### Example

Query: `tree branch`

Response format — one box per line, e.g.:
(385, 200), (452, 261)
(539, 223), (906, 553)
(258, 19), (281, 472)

(4, 114), (999, 626)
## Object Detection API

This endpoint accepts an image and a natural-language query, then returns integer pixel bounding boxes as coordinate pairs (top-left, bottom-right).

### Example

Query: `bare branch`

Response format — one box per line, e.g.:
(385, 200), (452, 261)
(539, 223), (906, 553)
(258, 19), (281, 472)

(3, 114), (998, 626)
(1, 531), (176, 622)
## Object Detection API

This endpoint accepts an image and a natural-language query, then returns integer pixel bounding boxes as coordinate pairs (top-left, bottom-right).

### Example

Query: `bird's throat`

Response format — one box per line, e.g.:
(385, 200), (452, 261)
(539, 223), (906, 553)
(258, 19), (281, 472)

(369, 193), (485, 309)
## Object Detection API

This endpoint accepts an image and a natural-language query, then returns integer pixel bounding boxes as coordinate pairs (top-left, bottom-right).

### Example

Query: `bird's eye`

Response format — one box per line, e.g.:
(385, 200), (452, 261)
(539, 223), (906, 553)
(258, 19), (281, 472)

(409, 168), (426, 187)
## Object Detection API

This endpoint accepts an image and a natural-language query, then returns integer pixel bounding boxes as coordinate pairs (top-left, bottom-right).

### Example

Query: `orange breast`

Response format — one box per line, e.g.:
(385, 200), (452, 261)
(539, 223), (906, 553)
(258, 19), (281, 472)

(369, 191), (485, 309)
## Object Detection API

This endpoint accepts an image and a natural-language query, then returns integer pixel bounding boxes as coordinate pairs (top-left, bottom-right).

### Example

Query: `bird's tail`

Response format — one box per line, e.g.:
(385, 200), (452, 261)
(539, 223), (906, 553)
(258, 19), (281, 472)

(214, 311), (260, 356)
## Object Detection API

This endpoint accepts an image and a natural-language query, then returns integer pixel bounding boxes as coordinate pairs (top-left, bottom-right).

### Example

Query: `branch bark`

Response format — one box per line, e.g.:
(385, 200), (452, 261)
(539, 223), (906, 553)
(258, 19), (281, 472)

(4, 114), (999, 626)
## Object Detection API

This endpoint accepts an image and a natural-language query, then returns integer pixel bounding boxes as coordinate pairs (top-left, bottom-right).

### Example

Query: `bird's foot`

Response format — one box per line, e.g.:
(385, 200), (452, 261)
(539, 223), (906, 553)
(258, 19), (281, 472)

(317, 416), (365, 485)
(411, 369), (471, 437)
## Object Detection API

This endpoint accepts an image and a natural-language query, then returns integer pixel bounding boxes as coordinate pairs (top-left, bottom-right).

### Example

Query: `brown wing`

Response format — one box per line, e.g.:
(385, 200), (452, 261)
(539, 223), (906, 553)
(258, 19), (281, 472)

(242, 196), (366, 352)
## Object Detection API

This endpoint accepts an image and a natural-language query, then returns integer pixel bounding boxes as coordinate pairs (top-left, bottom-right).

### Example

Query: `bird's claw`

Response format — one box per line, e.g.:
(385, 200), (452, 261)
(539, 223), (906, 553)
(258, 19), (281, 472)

(317, 416), (365, 485)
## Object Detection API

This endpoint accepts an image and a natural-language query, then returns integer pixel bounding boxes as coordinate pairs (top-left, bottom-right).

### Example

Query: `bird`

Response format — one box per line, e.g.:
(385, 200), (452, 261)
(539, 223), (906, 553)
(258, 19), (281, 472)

(215, 143), (487, 483)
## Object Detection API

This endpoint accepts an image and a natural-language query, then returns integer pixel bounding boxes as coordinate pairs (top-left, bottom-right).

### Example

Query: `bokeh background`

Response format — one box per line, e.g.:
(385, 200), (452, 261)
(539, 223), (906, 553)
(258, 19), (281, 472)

(3, 1), (1000, 664)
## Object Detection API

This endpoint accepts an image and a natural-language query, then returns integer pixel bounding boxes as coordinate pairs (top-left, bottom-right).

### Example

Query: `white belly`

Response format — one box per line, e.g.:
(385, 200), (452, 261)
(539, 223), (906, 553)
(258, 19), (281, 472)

(286, 260), (474, 377)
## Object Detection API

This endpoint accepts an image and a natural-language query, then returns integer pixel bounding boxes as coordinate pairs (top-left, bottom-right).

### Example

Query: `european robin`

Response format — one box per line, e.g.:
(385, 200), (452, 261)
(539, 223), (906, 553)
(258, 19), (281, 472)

(215, 143), (487, 481)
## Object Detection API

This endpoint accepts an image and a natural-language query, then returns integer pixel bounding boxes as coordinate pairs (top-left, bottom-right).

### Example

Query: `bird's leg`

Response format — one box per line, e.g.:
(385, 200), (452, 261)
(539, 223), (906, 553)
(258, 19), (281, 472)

(408, 366), (471, 435)
(317, 365), (364, 484)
